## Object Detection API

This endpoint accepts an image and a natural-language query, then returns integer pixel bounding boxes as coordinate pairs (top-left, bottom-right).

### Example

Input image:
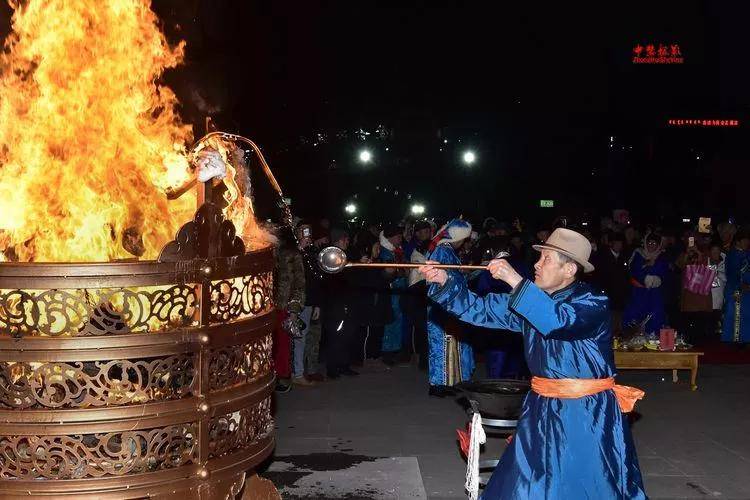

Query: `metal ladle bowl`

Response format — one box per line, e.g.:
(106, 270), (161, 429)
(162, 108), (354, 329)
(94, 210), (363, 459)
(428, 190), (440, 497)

(318, 246), (349, 273)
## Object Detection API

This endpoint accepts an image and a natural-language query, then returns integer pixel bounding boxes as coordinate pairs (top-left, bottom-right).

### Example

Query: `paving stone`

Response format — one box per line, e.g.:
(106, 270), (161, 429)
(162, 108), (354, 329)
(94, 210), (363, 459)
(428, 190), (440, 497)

(264, 363), (750, 499)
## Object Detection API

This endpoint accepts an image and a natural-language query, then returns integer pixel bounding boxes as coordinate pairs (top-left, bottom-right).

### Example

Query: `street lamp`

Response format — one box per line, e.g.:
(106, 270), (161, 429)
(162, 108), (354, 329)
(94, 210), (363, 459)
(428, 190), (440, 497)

(358, 149), (372, 164)
(344, 203), (357, 214)
(462, 150), (476, 165)
(410, 204), (425, 216)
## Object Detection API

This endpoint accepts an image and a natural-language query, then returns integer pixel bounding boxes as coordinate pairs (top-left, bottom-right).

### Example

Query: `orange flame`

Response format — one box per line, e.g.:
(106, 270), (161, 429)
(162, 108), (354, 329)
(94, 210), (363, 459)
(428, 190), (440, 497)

(0, 0), (230, 262)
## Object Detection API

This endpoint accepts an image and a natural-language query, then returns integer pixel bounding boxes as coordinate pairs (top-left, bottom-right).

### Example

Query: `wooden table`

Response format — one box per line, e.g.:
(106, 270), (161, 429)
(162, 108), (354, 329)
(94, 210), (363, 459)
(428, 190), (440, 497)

(614, 350), (704, 390)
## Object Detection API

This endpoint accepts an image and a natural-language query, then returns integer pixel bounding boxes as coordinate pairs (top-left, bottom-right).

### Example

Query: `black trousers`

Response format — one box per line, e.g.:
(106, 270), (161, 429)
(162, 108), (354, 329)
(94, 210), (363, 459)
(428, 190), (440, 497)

(364, 320), (428, 361)
(364, 325), (385, 359)
(322, 313), (356, 372)
(350, 325), (368, 365)
(413, 319), (428, 359)
(402, 289), (428, 359)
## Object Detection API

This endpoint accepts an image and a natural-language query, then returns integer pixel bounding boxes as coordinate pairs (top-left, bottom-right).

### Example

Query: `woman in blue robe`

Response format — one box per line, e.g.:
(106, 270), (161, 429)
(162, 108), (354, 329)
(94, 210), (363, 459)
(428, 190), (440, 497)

(422, 228), (647, 499)
(721, 231), (750, 343)
(427, 220), (475, 391)
(623, 233), (670, 335)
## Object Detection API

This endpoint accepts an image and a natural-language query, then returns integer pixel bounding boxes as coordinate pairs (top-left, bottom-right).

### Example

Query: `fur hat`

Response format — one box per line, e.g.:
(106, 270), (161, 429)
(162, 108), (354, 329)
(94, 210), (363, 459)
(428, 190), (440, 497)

(430, 219), (473, 251)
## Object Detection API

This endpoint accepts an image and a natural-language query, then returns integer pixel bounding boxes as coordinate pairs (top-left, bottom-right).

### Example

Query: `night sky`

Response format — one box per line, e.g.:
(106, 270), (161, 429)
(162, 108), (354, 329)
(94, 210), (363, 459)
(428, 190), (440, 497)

(2, 1), (748, 225)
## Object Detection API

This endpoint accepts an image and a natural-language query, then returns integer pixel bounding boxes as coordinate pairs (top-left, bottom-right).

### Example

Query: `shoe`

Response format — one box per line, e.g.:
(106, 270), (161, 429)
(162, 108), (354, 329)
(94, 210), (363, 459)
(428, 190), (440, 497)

(306, 373), (325, 382)
(275, 381), (292, 393)
(382, 357), (396, 367)
(292, 376), (316, 387)
(428, 385), (456, 398)
(340, 367), (359, 376)
(327, 369), (341, 380)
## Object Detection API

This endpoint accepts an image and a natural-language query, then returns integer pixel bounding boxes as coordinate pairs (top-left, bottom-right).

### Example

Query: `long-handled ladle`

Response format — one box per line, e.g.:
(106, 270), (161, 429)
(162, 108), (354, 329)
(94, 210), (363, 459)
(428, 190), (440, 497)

(317, 246), (509, 274)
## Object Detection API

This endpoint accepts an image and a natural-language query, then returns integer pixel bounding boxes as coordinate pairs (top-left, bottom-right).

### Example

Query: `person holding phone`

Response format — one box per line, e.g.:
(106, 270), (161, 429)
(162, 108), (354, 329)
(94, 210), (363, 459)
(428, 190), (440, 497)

(676, 232), (714, 345)
(295, 223), (325, 382)
(708, 241), (727, 335)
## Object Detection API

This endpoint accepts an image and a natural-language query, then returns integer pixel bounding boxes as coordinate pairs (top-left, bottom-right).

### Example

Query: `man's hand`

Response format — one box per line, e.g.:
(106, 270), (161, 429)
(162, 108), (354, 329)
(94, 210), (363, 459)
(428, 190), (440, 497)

(312, 307), (320, 321)
(418, 261), (448, 286)
(488, 258), (523, 289)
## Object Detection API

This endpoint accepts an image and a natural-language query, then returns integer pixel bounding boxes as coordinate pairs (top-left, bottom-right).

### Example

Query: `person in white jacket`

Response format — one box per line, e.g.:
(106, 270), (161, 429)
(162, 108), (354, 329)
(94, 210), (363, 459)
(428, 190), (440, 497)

(709, 242), (727, 334)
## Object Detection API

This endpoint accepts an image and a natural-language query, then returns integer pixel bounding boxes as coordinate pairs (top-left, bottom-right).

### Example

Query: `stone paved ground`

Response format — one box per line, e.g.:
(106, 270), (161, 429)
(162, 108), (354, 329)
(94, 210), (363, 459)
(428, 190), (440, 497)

(261, 362), (750, 499)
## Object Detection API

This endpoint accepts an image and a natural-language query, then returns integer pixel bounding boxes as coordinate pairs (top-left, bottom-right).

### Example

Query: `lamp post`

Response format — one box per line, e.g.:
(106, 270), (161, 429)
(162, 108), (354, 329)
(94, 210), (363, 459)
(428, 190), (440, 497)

(358, 149), (372, 164)
(462, 150), (476, 165)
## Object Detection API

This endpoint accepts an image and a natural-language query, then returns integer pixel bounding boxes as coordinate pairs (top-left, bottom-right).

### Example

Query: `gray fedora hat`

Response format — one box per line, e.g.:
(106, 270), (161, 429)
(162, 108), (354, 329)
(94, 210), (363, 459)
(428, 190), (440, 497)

(532, 228), (595, 273)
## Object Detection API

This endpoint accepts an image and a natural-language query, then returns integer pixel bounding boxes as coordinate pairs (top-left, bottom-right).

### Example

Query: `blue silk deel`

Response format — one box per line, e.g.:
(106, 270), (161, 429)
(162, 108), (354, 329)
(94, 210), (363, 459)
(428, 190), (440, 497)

(722, 248), (750, 343)
(426, 244), (474, 385)
(429, 277), (647, 500)
(622, 249), (669, 335)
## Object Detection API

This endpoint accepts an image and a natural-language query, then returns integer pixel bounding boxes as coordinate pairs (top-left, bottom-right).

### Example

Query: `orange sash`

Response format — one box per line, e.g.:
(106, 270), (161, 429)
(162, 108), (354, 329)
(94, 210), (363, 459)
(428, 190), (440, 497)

(531, 376), (644, 413)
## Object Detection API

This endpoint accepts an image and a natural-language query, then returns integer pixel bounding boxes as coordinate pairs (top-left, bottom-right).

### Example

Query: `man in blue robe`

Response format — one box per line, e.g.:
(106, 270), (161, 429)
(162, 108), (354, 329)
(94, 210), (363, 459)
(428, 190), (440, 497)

(426, 219), (475, 396)
(420, 228), (647, 499)
(722, 230), (750, 344)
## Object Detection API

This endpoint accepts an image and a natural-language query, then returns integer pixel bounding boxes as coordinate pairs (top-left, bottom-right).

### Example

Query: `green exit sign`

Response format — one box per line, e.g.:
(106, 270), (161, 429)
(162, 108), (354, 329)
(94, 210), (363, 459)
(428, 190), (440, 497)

(540, 200), (555, 208)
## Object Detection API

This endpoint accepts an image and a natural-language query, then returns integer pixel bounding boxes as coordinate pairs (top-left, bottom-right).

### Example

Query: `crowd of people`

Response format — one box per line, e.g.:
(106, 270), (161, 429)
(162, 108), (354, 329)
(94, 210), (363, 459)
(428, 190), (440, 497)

(271, 213), (750, 393)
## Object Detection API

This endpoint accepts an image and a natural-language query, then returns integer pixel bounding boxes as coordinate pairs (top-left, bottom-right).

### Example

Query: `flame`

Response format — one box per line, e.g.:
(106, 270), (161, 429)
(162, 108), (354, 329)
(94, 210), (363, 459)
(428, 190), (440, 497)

(0, 0), (210, 262)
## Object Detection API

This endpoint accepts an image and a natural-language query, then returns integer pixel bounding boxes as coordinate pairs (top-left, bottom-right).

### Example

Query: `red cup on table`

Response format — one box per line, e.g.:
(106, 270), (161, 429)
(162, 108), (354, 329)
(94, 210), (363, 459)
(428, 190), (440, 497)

(659, 328), (676, 351)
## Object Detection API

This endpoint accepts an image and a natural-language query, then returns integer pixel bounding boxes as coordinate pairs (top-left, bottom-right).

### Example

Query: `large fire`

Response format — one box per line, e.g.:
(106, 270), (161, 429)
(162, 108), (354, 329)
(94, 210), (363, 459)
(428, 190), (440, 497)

(0, 0), (266, 262)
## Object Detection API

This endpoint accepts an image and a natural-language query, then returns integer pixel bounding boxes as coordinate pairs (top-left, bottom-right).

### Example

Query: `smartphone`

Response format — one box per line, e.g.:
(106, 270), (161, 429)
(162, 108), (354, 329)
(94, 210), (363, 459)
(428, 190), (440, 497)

(698, 217), (711, 234)
(302, 227), (311, 237)
(688, 236), (695, 247)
